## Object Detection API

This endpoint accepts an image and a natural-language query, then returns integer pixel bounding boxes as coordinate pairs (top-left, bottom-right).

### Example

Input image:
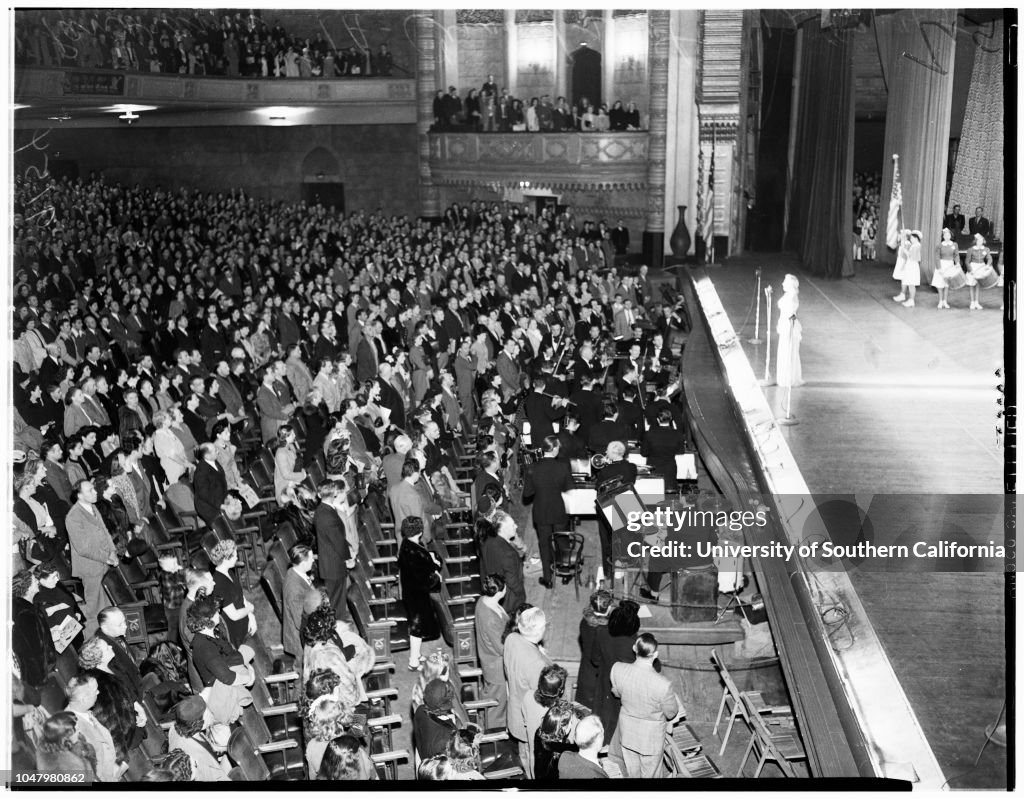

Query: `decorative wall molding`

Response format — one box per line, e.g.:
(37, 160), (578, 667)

(15, 67), (417, 109)
(698, 10), (744, 104)
(429, 132), (649, 192)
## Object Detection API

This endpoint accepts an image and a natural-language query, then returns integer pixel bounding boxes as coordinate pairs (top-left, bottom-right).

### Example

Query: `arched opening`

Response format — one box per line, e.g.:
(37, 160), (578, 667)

(570, 44), (602, 112)
(300, 146), (345, 212)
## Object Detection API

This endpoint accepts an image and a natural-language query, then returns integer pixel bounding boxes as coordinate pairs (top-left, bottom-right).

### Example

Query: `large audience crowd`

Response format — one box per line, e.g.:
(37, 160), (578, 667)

(10, 168), (692, 781)
(433, 78), (645, 133)
(15, 9), (397, 78)
(852, 171), (881, 261)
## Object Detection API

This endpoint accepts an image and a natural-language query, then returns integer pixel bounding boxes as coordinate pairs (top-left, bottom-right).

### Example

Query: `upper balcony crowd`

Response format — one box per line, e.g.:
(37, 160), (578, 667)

(15, 9), (400, 79)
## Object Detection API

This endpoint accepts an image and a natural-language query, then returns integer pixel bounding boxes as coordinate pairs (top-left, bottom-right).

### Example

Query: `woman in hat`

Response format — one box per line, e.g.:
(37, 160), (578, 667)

(892, 229), (921, 307)
(932, 227), (966, 309)
(576, 589), (613, 709)
(397, 516), (443, 671)
(412, 678), (463, 759)
(166, 695), (232, 782)
(965, 233), (996, 310)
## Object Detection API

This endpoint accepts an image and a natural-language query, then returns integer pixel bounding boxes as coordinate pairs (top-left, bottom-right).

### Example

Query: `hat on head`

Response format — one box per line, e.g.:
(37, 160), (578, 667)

(174, 695), (207, 724)
(423, 678), (454, 713)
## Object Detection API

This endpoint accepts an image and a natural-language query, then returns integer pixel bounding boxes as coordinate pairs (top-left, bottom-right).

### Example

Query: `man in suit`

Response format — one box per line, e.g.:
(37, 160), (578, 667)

(376, 363), (406, 431)
(588, 399), (630, 455)
(97, 606), (144, 701)
(256, 365), (296, 443)
(524, 376), (568, 446)
(569, 375), (604, 444)
(198, 309), (228, 370)
(277, 297), (303, 351)
(503, 607), (554, 778)
(496, 339), (522, 405)
(522, 436), (575, 588)
(612, 299), (637, 342)
(314, 483), (354, 623)
(472, 450), (504, 515)
(943, 204), (966, 238)
(388, 458), (441, 537)
(969, 206), (992, 239)
(65, 479), (119, 636)
(355, 324), (379, 384)
(454, 337), (477, 417)
(44, 441), (75, 505)
(193, 442), (228, 528)
(610, 633), (681, 778)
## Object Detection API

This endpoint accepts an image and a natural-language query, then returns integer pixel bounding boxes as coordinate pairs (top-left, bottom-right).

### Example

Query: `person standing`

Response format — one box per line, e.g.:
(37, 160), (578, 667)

(522, 436), (574, 589)
(474, 574), (509, 729)
(397, 516), (443, 671)
(282, 543), (321, 671)
(775, 274), (804, 388)
(965, 233), (996, 311)
(968, 206), (992, 239)
(313, 482), (354, 624)
(932, 227), (965, 309)
(503, 608), (553, 779)
(65, 479), (119, 636)
(610, 633), (681, 778)
(892, 229), (921, 308)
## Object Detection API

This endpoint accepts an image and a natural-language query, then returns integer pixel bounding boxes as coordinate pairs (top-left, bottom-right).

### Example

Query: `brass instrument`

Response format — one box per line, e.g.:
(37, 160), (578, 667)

(590, 453), (608, 471)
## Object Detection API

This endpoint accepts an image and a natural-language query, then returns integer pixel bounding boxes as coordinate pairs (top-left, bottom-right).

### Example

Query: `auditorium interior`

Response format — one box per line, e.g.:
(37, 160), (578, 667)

(8, 7), (1010, 788)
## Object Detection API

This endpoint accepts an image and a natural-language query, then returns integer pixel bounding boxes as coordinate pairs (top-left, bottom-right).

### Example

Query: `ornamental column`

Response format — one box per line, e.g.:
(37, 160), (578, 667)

(415, 12), (441, 220)
(642, 9), (670, 268)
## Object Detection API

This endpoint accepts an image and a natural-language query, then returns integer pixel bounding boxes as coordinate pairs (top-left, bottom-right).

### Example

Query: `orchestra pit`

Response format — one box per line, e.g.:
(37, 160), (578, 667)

(8, 7), (1008, 788)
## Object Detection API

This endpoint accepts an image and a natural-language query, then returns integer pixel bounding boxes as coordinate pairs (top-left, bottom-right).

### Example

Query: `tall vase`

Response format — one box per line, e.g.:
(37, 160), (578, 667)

(669, 205), (691, 257)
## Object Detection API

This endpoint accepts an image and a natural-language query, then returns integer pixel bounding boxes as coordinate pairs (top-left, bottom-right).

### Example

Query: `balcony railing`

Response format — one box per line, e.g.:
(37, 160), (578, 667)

(15, 66), (416, 121)
(428, 131), (650, 191)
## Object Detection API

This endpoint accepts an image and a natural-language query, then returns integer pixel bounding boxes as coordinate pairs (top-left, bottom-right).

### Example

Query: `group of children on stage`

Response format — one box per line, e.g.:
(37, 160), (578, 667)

(892, 229), (999, 310)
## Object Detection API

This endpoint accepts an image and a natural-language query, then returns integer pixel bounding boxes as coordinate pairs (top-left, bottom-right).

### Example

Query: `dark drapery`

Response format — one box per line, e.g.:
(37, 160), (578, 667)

(786, 19), (855, 278)
(874, 9), (957, 280)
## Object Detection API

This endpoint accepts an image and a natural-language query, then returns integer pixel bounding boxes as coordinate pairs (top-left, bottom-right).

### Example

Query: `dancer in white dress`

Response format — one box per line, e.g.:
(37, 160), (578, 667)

(776, 274), (803, 388)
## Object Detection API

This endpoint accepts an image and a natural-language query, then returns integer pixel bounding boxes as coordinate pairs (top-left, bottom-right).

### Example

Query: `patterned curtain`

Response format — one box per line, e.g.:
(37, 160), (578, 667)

(947, 20), (1004, 239)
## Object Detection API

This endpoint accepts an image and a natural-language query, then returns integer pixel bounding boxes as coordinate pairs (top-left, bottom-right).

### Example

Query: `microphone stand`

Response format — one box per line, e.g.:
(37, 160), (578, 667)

(759, 285), (774, 387)
(747, 266), (764, 343)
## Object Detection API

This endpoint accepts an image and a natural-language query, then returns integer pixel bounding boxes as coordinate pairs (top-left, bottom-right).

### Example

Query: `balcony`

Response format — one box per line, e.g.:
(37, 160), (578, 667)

(14, 67), (416, 127)
(428, 131), (650, 192)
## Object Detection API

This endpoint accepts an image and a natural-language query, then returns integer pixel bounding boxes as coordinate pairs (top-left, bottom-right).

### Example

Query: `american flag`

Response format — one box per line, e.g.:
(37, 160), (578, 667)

(886, 155), (902, 249)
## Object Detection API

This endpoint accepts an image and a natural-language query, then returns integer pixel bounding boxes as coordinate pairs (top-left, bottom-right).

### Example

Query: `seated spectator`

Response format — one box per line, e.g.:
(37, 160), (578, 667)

(304, 696), (354, 778)
(317, 734), (377, 780)
(184, 594), (254, 725)
(413, 679), (468, 759)
(34, 712), (98, 781)
(64, 674), (123, 782)
(446, 729), (485, 780)
(167, 696), (232, 782)
(417, 754), (455, 781)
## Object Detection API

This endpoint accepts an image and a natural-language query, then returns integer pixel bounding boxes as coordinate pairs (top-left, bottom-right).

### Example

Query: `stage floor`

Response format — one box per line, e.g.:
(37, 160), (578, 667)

(706, 252), (1007, 788)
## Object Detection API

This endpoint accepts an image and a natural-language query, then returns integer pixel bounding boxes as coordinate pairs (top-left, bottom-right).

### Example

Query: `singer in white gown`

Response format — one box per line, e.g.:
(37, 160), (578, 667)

(776, 274), (803, 387)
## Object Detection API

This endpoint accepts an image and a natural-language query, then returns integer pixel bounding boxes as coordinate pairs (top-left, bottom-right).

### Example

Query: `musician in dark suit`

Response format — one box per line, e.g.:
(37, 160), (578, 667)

(522, 436), (575, 588)
(192, 443), (229, 528)
(588, 399), (630, 455)
(569, 376), (604, 443)
(555, 415), (588, 464)
(313, 481), (353, 622)
(641, 408), (687, 494)
(943, 204), (966, 238)
(594, 441), (638, 580)
(523, 376), (568, 446)
(969, 206), (992, 239)
(618, 387), (645, 441)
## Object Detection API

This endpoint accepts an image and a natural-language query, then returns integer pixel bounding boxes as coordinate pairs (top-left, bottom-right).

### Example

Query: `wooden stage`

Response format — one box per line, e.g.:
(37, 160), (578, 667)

(704, 253), (1007, 788)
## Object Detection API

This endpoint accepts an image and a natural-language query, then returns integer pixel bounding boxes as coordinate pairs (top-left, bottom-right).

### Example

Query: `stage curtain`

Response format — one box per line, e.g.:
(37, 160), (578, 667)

(947, 20), (1003, 240)
(785, 19), (855, 279)
(874, 9), (957, 279)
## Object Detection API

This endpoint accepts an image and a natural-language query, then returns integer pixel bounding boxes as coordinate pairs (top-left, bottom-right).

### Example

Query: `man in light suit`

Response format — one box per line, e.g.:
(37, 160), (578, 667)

(313, 482), (354, 623)
(65, 479), (119, 636)
(256, 365), (296, 443)
(503, 607), (553, 778)
(453, 338), (477, 425)
(282, 542), (322, 671)
(610, 633), (682, 778)
(388, 458), (441, 537)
